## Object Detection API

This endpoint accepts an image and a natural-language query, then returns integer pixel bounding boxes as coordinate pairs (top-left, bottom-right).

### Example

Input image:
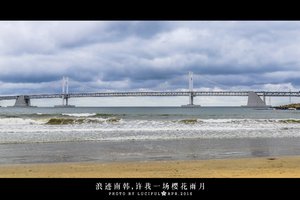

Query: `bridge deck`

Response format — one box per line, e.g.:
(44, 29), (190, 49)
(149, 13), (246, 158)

(0, 91), (299, 100)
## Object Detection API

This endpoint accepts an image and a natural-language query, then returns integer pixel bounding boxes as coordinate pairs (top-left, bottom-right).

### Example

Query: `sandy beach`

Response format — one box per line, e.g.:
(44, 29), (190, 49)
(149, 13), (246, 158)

(1, 156), (300, 178)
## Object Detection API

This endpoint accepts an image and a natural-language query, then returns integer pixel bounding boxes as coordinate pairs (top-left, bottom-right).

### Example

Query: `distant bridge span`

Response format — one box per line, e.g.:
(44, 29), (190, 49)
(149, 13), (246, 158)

(0, 73), (299, 107)
(0, 91), (300, 100)
(0, 91), (299, 107)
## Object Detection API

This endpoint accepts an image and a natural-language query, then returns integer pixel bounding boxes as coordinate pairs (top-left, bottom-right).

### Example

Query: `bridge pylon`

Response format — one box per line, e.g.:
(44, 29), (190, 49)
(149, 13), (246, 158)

(182, 72), (200, 107)
(54, 76), (75, 108)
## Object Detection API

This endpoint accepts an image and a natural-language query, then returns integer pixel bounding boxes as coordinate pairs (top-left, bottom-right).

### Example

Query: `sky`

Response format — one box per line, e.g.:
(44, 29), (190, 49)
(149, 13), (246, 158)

(0, 21), (300, 106)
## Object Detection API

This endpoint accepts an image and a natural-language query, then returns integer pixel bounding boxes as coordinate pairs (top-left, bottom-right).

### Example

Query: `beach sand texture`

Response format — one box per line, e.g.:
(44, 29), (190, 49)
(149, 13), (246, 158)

(0, 156), (300, 178)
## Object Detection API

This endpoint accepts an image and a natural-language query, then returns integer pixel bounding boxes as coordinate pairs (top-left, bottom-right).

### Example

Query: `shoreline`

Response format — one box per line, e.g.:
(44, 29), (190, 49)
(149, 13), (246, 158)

(1, 156), (300, 178)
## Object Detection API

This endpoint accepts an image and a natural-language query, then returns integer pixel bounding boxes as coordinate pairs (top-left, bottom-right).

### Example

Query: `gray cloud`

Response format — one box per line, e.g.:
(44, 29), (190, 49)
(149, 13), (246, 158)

(1, 21), (300, 95)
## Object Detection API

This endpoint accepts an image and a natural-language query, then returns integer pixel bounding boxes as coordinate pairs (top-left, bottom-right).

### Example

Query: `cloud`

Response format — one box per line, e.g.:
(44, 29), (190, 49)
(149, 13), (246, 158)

(1, 21), (300, 98)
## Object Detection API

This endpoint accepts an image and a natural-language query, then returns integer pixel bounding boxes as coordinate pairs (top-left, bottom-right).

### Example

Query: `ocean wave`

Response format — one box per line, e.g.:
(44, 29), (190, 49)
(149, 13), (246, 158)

(0, 118), (44, 125)
(178, 119), (199, 124)
(279, 119), (300, 123)
(46, 118), (100, 125)
(200, 119), (280, 123)
(2, 116), (300, 126)
(94, 113), (120, 118)
(61, 113), (126, 118)
(0, 113), (56, 118)
(0, 112), (122, 119)
(1, 117), (300, 143)
(175, 118), (280, 124)
(45, 117), (121, 125)
(2, 127), (300, 144)
(62, 113), (97, 117)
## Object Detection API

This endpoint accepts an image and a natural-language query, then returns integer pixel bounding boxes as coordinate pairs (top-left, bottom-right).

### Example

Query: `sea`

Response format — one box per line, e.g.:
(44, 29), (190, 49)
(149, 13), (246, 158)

(1, 106), (300, 164)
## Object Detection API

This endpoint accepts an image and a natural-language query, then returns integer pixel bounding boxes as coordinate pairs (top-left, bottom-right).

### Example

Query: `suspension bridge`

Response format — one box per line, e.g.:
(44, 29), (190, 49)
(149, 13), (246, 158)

(0, 73), (299, 107)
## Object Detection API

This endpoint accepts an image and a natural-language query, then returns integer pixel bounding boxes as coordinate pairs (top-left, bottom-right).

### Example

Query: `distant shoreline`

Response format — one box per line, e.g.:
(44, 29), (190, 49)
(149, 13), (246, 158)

(273, 103), (300, 110)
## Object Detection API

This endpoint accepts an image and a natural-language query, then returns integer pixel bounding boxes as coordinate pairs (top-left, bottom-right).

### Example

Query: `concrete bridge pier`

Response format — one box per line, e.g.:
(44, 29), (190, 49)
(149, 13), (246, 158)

(63, 94), (72, 106)
(243, 91), (270, 108)
(181, 92), (201, 107)
(189, 92), (193, 105)
(14, 95), (31, 107)
(54, 94), (75, 107)
(65, 96), (69, 106)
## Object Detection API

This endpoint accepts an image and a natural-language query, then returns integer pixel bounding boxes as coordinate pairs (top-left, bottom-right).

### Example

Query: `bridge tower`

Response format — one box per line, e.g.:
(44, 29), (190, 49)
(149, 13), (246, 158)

(62, 76), (69, 106)
(189, 71), (194, 105)
(182, 72), (200, 107)
(54, 76), (74, 107)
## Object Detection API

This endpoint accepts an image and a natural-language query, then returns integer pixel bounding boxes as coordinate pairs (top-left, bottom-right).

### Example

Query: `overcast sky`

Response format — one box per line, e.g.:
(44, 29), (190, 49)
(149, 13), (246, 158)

(0, 21), (300, 106)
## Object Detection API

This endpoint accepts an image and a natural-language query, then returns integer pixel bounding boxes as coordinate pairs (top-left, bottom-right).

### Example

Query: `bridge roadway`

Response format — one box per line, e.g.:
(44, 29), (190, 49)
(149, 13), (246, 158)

(0, 91), (300, 100)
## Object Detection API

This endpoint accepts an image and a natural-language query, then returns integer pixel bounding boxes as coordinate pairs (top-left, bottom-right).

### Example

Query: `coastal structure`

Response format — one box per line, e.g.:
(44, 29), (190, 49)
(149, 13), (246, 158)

(54, 76), (74, 108)
(242, 91), (270, 108)
(182, 72), (201, 107)
(0, 74), (299, 107)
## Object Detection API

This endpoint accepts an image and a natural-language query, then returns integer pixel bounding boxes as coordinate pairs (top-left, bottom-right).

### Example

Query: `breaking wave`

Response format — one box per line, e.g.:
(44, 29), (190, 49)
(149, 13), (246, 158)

(62, 113), (97, 117)
(1, 117), (300, 125)
(2, 115), (300, 144)
(0, 118), (44, 125)
(279, 119), (300, 123)
(46, 117), (121, 125)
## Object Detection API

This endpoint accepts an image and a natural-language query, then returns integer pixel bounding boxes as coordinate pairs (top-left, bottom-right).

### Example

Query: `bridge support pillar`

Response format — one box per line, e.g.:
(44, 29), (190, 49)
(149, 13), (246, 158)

(189, 92), (193, 105)
(243, 91), (270, 108)
(181, 92), (201, 107)
(54, 94), (75, 107)
(14, 95), (31, 107)
(65, 96), (69, 106)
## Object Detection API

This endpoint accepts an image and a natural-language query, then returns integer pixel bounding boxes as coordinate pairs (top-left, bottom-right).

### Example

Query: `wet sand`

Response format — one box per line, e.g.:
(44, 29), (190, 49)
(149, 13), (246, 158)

(1, 156), (300, 178)
(2, 137), (300, 165)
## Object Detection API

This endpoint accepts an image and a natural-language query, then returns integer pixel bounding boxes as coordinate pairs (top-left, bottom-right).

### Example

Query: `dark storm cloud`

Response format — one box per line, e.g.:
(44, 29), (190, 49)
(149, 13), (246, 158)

(1, 21), (300, 95)
(58, 21), (170, 49)
(0, 74), (58, 83)
(106, 21), (170, 39)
